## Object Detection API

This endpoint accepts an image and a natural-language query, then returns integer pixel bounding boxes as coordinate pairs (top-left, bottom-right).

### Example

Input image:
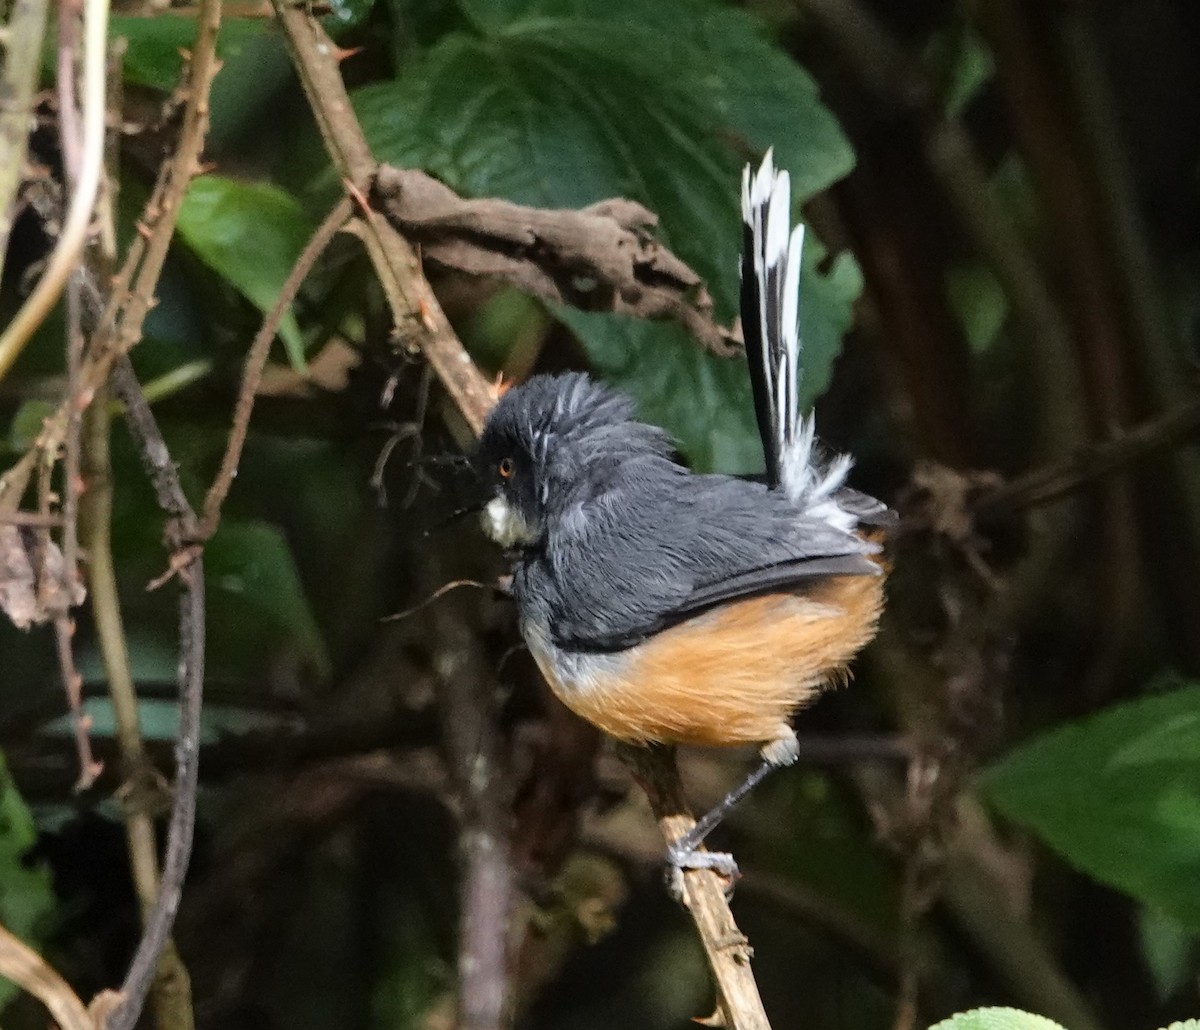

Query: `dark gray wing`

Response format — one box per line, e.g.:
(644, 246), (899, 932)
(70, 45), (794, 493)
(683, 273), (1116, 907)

(529, 461), (879, 652)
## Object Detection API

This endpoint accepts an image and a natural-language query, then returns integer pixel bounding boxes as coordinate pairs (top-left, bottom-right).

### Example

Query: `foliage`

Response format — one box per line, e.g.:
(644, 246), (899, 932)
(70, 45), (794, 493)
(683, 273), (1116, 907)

(980, 681), (1200, 930)
(0, 755), (55, 1010)
(927, 1010), (1065, 1030)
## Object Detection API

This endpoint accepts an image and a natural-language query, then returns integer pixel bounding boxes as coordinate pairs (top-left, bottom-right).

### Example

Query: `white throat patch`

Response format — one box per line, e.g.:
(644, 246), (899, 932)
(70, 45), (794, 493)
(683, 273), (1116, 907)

(482, 495), (539, 547)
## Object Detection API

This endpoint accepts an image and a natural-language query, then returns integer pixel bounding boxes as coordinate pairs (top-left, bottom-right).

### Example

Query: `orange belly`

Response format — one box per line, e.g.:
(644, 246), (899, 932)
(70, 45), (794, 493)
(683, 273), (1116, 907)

(527, 573), (885, 748)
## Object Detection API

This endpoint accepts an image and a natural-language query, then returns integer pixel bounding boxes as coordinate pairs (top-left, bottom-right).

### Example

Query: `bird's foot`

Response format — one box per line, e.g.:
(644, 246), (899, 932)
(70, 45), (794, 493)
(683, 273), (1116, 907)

(665, 844), (740, 902)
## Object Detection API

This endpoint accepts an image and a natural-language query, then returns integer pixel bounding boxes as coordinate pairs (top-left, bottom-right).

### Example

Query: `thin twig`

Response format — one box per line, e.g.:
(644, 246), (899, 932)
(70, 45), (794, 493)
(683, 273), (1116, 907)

(53, 0), (101, 792)
(977, 393), (1200, 519)
(196, 195), (353, 540)
(618, 745), (772, 1030)
(380, 578), (491, 623)
(0, 0), (109, 378)
(105, 358), (205, 1030)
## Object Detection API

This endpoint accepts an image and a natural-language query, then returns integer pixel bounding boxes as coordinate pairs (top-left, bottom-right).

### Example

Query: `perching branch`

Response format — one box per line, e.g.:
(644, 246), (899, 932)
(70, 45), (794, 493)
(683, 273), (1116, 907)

(619, 745), (773, 1030)
(372, 166), (740, 357)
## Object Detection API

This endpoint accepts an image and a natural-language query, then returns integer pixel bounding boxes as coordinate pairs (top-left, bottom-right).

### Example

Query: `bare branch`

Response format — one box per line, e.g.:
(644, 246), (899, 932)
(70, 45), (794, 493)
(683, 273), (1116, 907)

(431, 593), (518, 1030)
(618, 745), (773, 1030)
(197, 196), (353, 541)
(105, 358), (205, 1030)
(373, 166), (739, 357)
(0, 922), (94, 1030)
(976, 393), (1200, 519)
(270, 1), (497, 434)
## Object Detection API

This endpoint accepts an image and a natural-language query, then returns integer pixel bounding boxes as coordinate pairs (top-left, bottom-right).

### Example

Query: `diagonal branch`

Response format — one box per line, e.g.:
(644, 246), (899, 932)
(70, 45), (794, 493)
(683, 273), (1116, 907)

(619, 745), (773, 1030)
(270, 0), (495, 434)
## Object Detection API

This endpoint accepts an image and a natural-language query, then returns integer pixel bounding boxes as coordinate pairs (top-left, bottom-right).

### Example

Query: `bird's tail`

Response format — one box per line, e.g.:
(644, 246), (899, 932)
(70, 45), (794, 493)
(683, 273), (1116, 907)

(740, 150), (856, 530)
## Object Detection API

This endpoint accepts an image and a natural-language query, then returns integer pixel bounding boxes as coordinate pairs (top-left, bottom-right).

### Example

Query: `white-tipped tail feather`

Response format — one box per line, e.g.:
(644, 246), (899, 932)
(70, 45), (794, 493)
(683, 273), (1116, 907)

(740, 150), (858, 533)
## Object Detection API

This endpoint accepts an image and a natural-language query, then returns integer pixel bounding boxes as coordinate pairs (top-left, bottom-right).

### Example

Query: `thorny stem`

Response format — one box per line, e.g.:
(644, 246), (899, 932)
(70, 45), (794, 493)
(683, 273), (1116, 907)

(270, 0), (496, 435)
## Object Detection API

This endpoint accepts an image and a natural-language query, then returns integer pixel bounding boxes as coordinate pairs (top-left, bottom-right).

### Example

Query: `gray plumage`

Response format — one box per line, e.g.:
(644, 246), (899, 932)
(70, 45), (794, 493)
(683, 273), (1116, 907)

(477, 373), (882, 652)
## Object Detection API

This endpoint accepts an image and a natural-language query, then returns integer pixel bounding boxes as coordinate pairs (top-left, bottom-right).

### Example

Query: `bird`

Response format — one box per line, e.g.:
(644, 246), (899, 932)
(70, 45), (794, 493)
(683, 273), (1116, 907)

(475, 150), (891, 873)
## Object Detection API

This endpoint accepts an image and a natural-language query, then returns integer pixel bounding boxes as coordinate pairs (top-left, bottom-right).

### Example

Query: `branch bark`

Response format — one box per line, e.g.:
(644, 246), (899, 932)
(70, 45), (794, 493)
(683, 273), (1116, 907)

(373, 166), (739, 356)
(270, 0), (495, 435)
(619, 745), (773, 1030)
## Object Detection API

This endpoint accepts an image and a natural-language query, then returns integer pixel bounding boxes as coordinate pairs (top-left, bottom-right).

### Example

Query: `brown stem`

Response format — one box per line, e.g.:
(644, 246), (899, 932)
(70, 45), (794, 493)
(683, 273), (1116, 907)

(270, 0), (495, 434)
(431, 596), (518, 1030)
(105, 358), (206, 1030)
(618, 745), (773, 1030)
(0, 923), (93, 1030)
(197, 196), (353, 540)
(977, 393), (1200, 519)
(81, 382), (195, 1030)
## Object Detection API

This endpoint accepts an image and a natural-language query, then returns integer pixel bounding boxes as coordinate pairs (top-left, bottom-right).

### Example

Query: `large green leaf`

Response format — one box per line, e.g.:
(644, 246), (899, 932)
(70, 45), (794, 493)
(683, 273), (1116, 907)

(0, 753), (56, 1010)
(979, 682), (1200, 928)
(110, 16), (267, 91)
(206, 519), (331, 680)
(928, 1010), (1065, 1030)
(177, 176), (314, 369)
(354, 0), (859, 472)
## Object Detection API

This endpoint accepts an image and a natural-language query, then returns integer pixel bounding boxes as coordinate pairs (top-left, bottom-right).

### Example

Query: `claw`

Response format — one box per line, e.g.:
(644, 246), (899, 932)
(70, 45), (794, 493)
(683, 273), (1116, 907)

(665, 844), (741, 900)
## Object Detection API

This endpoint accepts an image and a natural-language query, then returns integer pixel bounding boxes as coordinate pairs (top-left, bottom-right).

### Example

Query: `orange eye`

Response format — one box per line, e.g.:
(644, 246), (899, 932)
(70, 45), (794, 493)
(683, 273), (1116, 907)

(498, 457), (515, 479)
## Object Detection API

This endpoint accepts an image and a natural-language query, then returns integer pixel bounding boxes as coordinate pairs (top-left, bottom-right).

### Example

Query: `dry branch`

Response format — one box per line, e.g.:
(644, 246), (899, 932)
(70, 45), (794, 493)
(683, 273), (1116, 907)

(619, 745), (773, 1030)
(197, 196), (353, 541)
(373, 166), (739, 356)
(271, 0), (495, 434)
(0, 923), (96, 1030)
(106, 358), (205, 1030)
(977, 393), (1200, 519)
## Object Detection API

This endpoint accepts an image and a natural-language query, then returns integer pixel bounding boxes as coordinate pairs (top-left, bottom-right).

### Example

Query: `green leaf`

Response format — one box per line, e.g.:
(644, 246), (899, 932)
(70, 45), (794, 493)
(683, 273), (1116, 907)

(928, 1009), (1065, 1030)
(206, 519), (331, 679)
(7, 400), (55, 451)
(1161, 1021), (1200, 1030)
(0, 752), (56, 1009)
(176, 176), (314, 370)
(353, 0), (860, 471)
(110, 16), (267, 91)
(979, 682), (1200, 929)
(1139, 906), (1197, 1001)
(946, 263), (1008, 355)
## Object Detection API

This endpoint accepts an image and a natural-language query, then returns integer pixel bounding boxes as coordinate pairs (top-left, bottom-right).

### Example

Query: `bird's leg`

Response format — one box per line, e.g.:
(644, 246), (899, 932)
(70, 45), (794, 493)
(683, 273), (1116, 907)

(667, 729), (799, 877)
